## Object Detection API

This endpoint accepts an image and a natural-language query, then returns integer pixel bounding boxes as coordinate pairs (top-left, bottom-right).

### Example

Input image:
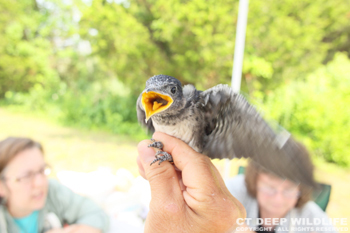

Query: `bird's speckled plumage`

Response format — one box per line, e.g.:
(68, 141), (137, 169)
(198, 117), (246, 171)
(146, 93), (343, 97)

(137, 75), (316, 187)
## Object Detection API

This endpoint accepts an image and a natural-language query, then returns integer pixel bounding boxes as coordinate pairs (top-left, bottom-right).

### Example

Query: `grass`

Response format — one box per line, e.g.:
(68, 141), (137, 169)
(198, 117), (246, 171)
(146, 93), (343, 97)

(0, 107), (349, 229)
(0, 107), (140, 176)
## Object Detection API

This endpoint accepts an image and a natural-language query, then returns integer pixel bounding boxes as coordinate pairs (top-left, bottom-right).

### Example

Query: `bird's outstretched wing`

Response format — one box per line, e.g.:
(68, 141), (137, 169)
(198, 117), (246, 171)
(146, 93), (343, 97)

(199, 84), (315, 187)
(136, 94), (155, 134)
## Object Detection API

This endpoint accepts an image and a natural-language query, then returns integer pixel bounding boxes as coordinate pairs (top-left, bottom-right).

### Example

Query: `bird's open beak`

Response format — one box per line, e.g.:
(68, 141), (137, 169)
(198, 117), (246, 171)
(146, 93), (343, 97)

(141, 91), (173, 122)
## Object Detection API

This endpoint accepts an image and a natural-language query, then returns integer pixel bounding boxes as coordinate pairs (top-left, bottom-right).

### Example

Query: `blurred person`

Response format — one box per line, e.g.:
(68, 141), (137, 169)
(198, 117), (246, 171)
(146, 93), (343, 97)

(226, 141), (338, 233)
(137, 132), (246, 233)
(0, 137), (109, 233)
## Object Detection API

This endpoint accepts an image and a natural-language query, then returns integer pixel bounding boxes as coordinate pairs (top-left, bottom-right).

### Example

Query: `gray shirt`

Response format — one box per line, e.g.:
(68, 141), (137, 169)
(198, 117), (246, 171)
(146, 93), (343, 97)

(225, 175), (338, 233)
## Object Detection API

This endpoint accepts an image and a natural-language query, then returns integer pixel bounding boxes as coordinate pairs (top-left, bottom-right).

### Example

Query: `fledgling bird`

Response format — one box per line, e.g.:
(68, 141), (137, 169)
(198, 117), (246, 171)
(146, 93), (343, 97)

(136, 74), (315, 187)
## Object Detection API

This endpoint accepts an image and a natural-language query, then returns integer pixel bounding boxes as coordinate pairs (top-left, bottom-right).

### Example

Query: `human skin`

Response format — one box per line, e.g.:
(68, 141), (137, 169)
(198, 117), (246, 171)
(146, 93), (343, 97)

(137, 132), (246, 233)
(0, 147), (48, 218)
(256, 173), (299, 227)
(0, 147), (101, 233)
(235, 172), (301, 232)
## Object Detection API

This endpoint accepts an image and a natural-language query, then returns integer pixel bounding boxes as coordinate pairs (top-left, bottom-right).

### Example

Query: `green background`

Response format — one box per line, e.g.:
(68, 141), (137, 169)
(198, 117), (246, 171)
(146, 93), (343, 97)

(1, 0), (349, 167)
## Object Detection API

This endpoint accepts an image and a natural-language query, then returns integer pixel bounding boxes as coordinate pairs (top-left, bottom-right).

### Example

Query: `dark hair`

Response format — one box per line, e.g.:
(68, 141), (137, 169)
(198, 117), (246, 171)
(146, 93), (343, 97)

(244, 140), (315, 208)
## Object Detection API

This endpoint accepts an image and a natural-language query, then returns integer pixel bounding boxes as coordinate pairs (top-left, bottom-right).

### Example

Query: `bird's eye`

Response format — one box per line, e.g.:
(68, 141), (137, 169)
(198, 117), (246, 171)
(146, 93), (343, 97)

(171, 87), (177, 94)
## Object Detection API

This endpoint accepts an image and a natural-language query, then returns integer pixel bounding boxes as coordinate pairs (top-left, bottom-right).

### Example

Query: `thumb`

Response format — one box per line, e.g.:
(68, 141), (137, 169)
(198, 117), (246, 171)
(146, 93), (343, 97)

(137, 140), (183, 202)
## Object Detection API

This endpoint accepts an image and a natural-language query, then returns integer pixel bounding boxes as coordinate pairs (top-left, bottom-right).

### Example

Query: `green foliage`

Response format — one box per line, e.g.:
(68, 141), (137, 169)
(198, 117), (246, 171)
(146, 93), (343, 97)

(3, 78), (145, 138)
(0, 0), (349, 165)
(77, 0), (350, 93)
(58, 79), (144, 136)
(0, 0), (53, 97)
(259, 53), (350, 166)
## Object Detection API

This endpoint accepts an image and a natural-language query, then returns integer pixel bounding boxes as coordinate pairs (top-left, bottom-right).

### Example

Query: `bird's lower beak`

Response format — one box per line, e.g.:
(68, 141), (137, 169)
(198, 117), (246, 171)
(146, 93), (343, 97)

(141, 91), (173, 122)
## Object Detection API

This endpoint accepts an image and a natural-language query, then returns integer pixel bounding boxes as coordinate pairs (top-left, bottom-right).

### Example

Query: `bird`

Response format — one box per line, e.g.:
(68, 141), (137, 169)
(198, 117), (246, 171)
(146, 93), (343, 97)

(136, 74), (316, 187)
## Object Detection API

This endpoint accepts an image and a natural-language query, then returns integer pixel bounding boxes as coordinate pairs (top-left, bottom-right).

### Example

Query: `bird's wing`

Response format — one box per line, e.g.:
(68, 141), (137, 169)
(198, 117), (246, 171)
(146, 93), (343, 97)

(136, 94), (155, 134)
(199, 84), (315, 187)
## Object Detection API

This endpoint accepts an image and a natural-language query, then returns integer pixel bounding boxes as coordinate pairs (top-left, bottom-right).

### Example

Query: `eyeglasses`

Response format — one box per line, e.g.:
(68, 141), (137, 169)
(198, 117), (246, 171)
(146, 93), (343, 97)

(258, 185), (301, 199)
(1, 165), (51, 185)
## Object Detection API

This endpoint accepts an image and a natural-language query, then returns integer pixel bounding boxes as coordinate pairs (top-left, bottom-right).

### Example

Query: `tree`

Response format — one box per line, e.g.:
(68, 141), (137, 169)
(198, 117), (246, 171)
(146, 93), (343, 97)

(260, 53), (350, 166)
(0, 0), (56, 97)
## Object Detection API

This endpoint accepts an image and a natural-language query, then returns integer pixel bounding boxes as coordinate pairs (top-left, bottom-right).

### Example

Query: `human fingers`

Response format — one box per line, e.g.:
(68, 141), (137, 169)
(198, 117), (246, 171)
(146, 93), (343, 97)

(152, 132), (233, 193)
(152, 132), (246, 232)
(152, 132), (219, 193)
(152, 132), (203, 171)
(137, 140), (183, 203)
(136, 155), (146, 179)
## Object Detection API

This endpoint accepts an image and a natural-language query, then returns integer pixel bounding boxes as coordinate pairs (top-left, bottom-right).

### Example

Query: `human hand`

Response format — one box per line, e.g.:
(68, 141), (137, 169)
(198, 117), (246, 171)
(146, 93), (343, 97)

(137, 132), (246, 233)
(45, 224), (102, 233)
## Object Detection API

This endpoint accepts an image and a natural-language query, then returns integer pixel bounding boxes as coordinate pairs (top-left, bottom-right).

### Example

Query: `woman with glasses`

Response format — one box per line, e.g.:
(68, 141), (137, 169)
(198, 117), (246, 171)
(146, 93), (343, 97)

(0, 137), (108, 233)
(225, 140), (337, 233)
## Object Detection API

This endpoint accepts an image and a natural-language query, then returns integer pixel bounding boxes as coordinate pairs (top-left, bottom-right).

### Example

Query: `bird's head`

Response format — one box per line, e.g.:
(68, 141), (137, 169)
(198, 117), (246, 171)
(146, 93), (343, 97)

(141, 75), (184, 122)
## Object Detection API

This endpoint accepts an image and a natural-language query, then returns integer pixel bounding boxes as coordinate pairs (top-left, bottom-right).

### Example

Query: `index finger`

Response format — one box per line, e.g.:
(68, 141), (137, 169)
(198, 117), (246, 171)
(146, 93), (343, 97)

(152, 132), (221, 189)
(152, 132), (210, 171)
(137, 139), (185, 203)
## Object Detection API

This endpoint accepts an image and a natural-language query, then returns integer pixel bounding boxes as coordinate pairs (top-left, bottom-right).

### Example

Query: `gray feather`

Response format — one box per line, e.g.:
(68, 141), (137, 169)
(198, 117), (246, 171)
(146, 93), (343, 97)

(199, 85), (314, 187)
(137, 75), (316, 187)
